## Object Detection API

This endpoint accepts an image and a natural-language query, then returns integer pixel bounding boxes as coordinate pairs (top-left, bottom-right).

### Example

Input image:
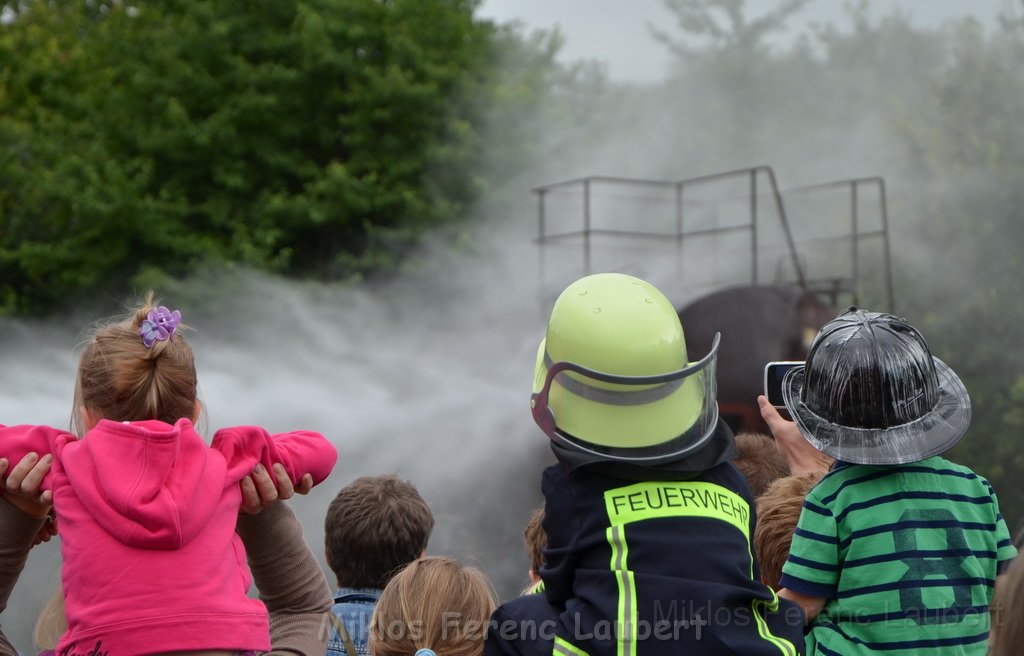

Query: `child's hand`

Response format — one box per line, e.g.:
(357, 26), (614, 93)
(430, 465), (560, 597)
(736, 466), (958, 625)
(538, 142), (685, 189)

(239, 462), (314, 515)
(778, 587), (826, 624)
(758, 395), (834, 476)
(1, 452), (54, 517)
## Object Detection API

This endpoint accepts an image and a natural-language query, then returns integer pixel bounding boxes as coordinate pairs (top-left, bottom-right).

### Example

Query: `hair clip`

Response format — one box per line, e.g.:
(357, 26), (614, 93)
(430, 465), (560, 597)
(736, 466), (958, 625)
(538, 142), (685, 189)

(140, 306), (182, 349)
(414, 649), (437, 656)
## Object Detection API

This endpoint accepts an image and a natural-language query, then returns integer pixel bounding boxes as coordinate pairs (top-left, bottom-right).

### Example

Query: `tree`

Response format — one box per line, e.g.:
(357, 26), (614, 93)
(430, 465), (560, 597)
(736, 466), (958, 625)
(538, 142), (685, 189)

(652, 0), (810, 58)
(0, 0), (542, 313)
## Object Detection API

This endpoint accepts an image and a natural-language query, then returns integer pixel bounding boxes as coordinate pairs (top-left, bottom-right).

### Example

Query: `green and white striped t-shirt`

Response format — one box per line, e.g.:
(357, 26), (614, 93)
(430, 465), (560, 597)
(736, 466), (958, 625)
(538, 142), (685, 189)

(780, 456), (1016, 656)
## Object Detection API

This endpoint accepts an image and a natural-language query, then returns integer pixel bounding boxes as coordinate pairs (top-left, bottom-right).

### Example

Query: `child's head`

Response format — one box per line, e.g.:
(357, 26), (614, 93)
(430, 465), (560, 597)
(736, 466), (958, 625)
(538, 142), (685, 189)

(33, 581), (65, 650)
(369, 556), (496, 656)
(991, 550), (1024, 655)
(73, 291), (196, 435)
(325, 474), (434, 590)
(781, 306), (971, 465)
(753, 472), (824, 590)
(731, 432), (790, 497)
(523, 507), (546, 586)
(531, 273), (727, 465)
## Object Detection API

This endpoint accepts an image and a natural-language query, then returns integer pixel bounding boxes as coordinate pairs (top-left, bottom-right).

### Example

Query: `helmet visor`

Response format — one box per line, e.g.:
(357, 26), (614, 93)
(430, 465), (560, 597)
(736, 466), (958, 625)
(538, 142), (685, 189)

(533, 333), (722, 464)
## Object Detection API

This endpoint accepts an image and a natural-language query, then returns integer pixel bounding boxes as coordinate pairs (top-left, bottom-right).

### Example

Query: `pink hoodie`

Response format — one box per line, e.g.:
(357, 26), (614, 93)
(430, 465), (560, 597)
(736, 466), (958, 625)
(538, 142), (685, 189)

(0, 419), (337, 654)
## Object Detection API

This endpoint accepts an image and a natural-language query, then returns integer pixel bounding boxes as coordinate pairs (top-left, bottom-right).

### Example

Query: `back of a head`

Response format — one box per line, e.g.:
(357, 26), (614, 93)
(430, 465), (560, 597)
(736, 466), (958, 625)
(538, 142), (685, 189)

(33, 583), (66, 651)
(74, 291), (196, 434)
(325, 474), (434, 589)
(731, 432), (790, 498)
(370, 556), (496, 656)
(991, 553), (1024, 655)
(754, 472), (824, 590)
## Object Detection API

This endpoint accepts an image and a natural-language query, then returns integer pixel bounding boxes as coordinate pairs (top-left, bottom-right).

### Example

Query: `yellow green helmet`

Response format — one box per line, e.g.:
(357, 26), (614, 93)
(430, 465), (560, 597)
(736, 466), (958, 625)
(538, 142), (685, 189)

(531, 273), (721, 463)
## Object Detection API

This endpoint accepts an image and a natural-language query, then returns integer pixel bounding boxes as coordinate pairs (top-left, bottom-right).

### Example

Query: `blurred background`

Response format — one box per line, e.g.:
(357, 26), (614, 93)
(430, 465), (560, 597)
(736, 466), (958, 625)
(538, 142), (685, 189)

(1, 0), (1023, 650)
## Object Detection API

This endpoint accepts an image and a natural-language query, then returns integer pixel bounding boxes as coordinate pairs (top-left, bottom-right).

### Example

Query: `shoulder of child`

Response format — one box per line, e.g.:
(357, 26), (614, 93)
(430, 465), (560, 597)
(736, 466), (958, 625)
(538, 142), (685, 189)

(0, 424), (73, 460)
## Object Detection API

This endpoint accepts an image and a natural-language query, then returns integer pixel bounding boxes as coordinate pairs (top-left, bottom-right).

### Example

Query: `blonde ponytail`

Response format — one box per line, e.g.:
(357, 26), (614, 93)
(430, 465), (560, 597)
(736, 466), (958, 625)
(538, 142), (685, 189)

(73, 291), (197, 434)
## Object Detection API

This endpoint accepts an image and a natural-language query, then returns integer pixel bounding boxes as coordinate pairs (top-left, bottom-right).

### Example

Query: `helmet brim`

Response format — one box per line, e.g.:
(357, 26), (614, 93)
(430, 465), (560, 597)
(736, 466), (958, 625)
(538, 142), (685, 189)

(532, 335), (721, 460)
(781, 357), (972, 465)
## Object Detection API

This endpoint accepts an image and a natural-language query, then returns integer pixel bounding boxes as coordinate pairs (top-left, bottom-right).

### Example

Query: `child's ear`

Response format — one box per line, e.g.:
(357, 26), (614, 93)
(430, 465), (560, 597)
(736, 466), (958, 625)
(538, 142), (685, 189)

(192, 399), (203, 423)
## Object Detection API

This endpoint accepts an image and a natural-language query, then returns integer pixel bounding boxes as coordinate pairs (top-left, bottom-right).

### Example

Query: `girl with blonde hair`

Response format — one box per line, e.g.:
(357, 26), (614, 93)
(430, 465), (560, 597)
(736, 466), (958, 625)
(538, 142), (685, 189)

(371, 556), (497, 656)
(0, 293), (337, 653)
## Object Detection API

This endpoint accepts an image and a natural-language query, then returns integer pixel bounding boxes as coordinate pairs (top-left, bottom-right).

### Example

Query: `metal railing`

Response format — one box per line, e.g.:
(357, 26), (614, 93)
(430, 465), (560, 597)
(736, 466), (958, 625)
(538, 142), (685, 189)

(781, 176), (895, 311)
(533, 166), (894, 312)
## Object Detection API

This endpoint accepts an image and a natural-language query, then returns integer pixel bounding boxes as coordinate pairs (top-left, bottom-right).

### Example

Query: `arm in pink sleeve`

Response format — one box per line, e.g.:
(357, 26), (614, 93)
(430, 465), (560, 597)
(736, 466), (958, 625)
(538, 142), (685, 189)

(0, 425), (66, 492)
(212, 426), (337, 486)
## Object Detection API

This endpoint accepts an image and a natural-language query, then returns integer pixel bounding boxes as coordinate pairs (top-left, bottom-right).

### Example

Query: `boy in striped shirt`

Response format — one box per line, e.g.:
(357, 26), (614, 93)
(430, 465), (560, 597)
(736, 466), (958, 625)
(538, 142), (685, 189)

(774, 307), (1016, 655)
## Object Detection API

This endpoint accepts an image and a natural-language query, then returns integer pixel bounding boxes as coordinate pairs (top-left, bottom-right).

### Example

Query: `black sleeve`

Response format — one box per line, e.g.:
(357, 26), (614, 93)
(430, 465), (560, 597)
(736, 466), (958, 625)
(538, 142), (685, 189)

(539, 464), (579, 606)
(484, 604), (525, 656)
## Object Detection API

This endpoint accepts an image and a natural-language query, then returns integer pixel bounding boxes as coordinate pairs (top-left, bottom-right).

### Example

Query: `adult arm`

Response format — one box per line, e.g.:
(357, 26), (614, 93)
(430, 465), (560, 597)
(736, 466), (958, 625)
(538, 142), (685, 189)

(0, 456), (53, 656)
(236, 471), (332, 656)
(758, 396), (833, 476)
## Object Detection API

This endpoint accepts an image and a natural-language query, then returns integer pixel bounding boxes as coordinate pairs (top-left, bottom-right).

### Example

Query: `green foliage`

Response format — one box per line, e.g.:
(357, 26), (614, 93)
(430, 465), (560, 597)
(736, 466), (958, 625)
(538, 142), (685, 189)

(0, 0), (540, 313)
(892, 11), (1024, 525)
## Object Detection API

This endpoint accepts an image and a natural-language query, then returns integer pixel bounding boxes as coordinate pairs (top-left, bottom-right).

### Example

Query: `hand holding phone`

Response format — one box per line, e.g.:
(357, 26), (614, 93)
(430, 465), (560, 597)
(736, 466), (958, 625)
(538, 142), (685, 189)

(763, 361), (803, 409)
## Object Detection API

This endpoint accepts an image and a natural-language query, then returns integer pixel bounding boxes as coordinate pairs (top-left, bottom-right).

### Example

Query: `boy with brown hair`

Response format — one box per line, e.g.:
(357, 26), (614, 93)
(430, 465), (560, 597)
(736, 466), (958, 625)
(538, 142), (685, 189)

(754, 472), (824, 591)
(324, 474), (434, 656)
(732, 432), (791, 498)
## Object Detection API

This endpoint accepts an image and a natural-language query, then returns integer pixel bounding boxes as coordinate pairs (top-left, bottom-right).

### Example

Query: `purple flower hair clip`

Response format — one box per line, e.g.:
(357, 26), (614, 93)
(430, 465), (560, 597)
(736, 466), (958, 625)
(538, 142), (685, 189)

(139, 306), (182, 349)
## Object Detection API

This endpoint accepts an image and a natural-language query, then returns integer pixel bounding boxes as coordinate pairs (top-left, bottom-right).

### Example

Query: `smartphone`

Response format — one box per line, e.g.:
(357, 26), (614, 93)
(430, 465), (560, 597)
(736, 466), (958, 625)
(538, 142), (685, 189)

(763, 361), (803, 409)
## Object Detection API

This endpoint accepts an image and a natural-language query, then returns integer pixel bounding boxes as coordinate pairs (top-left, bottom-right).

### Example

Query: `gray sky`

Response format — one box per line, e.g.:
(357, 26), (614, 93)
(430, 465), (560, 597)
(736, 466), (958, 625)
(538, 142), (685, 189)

(477, 0), (1017, 82)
